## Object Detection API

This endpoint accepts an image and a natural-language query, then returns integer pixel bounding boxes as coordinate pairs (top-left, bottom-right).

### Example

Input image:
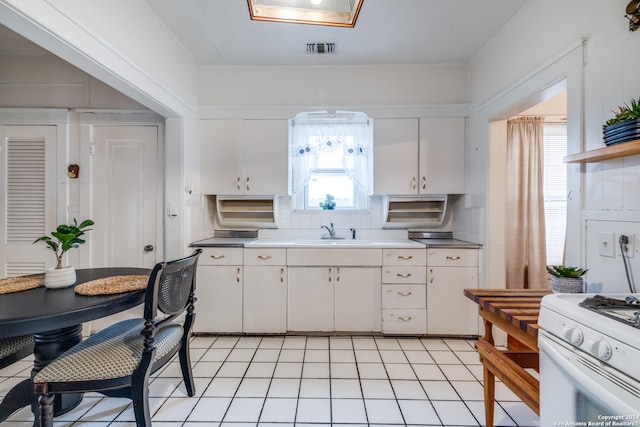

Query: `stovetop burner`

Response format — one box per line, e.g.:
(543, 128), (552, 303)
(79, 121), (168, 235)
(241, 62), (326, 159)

(580, 295), (640, 329)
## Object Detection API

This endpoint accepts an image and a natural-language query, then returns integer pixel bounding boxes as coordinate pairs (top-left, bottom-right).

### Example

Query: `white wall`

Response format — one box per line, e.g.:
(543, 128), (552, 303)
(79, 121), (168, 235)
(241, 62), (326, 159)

(470, 0), (640, 290)
(199, 64), (470, 110)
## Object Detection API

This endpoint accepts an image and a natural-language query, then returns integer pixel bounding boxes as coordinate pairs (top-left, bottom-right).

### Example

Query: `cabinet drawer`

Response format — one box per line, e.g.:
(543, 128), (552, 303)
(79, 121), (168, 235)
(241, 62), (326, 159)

(199, 247), (243, 265)
(382, 309), (427, 334)
(244, 248), (286, 265)
(383, 249), (426, 266)
(382, 285), (426, 308)
(382, 266), (426, 284)
(427, 248), (478, 267)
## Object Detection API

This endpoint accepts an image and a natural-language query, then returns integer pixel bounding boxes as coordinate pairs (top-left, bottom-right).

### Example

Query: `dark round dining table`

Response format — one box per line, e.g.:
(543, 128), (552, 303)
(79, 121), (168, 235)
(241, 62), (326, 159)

(0, 267), (150, 423)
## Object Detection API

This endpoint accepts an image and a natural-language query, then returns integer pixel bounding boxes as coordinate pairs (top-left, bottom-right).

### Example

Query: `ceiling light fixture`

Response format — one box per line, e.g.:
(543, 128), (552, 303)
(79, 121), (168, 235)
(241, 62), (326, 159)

(247, 0), (363, 28)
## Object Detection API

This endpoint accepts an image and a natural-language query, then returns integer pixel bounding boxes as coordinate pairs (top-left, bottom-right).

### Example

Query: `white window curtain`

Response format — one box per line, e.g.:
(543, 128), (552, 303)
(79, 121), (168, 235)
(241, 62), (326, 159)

(505, 117), (548, 290)
(289, 111), (373, 195)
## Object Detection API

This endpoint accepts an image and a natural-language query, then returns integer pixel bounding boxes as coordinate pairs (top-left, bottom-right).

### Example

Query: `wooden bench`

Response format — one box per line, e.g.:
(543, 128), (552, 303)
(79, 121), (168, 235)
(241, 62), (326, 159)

(464, 289), (551, 427)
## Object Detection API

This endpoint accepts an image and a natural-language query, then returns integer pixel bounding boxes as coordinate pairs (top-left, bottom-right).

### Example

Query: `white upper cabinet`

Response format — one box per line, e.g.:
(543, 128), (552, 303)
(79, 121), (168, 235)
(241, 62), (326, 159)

(374, 118), (419, 195)
(200, 119), (288, 195)
(373, 117), (465, 195)
(419, 117), (465, 194)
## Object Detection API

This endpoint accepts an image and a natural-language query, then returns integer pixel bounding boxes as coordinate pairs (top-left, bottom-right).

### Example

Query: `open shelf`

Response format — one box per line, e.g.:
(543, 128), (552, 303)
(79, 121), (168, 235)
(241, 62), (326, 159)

(216, 196), (277, 227)
(384, 196), (447, 228)
(564, 139), (640, 163)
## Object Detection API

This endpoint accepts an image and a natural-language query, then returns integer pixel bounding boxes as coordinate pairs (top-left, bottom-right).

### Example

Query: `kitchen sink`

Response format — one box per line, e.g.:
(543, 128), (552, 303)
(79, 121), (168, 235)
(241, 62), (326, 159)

(245, 239), (424, 248)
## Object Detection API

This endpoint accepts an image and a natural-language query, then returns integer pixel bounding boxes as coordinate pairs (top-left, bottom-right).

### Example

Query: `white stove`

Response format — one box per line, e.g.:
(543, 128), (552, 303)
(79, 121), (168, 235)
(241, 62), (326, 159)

(538, 293), (640, 424)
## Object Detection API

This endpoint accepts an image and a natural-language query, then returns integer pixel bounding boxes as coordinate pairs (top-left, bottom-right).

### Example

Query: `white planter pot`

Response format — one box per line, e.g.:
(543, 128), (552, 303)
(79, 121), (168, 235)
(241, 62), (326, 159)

(45, 266), (76, 289)
(550, 276), (584, 293)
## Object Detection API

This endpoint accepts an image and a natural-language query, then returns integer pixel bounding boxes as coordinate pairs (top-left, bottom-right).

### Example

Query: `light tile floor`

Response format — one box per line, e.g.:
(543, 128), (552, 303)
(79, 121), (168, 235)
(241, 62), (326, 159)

(1, 335), (539, 426)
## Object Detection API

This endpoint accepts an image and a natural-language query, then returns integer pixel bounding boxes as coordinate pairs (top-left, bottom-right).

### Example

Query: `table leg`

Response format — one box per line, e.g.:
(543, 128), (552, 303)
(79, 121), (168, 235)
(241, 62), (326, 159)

(483, 363), (495, 427)
(31, 325), (84, 420)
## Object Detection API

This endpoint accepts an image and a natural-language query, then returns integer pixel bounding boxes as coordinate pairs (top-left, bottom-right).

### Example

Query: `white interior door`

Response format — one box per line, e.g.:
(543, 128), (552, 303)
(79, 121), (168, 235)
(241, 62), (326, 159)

(90, 126), (158, 269)
(0, 125), (57, 277)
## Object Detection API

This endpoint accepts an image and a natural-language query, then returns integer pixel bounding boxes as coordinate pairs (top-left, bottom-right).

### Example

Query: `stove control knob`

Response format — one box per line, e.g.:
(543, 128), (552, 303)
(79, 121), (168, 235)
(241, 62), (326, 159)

(589, 338), (613, 361)
(563, 325), (584, 345)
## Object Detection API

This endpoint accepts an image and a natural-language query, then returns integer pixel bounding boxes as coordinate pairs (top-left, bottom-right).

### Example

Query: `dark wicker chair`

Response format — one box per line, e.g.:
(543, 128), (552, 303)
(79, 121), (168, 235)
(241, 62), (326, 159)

(33, 249), (202, 427)
(0, 334), (35, 422)
(0, 335), (34, 370)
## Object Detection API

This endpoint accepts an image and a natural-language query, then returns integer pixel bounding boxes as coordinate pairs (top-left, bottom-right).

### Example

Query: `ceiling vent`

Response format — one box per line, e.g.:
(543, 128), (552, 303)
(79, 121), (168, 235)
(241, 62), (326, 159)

(306, 43), (335, 54)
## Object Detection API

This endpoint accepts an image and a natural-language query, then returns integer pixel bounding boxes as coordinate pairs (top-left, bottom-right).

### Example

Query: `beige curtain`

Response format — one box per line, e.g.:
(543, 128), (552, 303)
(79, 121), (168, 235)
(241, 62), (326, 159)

(505, 117), (549, 289)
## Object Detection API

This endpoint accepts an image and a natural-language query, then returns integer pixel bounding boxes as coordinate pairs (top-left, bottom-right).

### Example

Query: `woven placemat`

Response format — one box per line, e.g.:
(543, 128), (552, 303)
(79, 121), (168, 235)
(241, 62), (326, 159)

(0, 274), (45, 295)
(74, 275), (148, 296)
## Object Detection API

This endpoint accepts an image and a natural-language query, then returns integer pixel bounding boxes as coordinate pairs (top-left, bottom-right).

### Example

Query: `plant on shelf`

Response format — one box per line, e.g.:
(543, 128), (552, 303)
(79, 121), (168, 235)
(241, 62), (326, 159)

(603, 97), (640, 146)
(319, 194), (336, 210)
(605, 97), (640, 126)
(33, 219), (94, 288)
(546, 265), (588, 294)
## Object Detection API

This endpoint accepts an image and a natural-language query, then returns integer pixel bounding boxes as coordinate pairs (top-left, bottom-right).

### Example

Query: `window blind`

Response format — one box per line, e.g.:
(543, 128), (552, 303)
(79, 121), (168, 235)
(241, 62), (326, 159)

(543, 123), (567, 265)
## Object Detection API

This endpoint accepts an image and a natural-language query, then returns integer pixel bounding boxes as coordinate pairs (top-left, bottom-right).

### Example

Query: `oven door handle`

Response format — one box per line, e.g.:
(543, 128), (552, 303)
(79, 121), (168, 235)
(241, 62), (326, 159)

(539, 333), (639, 415)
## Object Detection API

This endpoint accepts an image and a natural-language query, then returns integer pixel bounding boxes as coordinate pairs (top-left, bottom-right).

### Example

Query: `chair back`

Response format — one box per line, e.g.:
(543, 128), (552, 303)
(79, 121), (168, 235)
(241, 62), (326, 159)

(144, 249), (202, 324)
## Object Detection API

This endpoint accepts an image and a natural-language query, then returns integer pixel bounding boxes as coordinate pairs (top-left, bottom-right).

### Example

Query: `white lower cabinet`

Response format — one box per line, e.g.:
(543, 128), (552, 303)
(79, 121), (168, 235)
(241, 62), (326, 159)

(243, 266), (287, 333)
(288, 267), (334, 332)
(334, 267), (381, 332)
(194, 248), (243, 333)
(243, 248), (287, 333)
(381, 248), (427, 334)
(288, 266), (381, 332)
(426, 248), (479, 335)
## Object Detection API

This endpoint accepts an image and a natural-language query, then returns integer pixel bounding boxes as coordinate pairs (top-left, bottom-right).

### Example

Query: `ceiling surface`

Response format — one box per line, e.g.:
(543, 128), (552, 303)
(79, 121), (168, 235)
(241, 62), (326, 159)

(142, 0), (529, 66)
(0, 1), (529, 66)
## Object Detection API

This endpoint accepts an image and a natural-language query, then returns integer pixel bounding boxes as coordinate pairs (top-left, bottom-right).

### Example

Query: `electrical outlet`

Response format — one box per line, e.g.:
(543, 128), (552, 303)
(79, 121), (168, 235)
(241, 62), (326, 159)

(599, 232), (615, 257)
(620, 233), (635, 258)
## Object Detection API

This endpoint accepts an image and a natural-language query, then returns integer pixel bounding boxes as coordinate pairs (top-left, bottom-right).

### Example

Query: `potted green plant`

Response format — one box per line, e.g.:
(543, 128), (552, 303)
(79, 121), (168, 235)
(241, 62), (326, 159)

(546, 265), (588, 293)
(33, 218), (94, 288)
(603, 96), (640, 146)
(319, 194), (336, 210)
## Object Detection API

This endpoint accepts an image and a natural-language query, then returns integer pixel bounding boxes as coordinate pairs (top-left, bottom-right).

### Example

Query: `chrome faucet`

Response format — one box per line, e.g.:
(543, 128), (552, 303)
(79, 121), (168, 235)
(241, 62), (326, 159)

(321, 223), (336, 239)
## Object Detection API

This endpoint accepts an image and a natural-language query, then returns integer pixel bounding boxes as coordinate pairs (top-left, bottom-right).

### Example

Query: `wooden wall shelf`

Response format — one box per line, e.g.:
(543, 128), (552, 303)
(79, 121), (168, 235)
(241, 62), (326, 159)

(564, 139), (640, 163)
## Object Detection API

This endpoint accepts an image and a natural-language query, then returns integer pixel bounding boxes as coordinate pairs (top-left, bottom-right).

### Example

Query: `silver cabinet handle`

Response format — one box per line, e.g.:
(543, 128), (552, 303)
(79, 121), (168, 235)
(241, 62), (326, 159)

(411, 176), (417, 190)
(397, 273), (412, 278)
(446, 256), (461, 260)
(258, 255), (272, 260)
(246, 176), (250, 191)
(422, 176), (426, 190)
(236, 267), (241, 283)
(237, 177), (241, 190)
(429, 268), (434, 284)
(398, 316), (413, 322)
(280, 267), (284, 283)
(328, 267), (332, 283)
(336, 267), (340, 282)
(398, 255), (413, 260)
(211, 254), (225, 260)
(398, 291), (412, 296)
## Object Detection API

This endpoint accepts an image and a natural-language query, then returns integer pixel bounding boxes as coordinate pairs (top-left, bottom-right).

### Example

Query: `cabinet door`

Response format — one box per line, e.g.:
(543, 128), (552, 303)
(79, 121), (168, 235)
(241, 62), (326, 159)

(373, 118), (419, 195)
(243, 265), (287, 333)
(200, 119), (244, 194)
(427, 266), (478, 335)
(193, 265), (243, 333)
(242, 119), (289, 195)
(287, 267), (334, 331)
(419, 117), (465, 194)
(334, 267), (381, 332)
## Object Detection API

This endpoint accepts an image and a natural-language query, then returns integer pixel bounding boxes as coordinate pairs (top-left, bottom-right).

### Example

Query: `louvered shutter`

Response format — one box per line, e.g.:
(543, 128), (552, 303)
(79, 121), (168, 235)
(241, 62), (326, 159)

(6, 137), (46, 243)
